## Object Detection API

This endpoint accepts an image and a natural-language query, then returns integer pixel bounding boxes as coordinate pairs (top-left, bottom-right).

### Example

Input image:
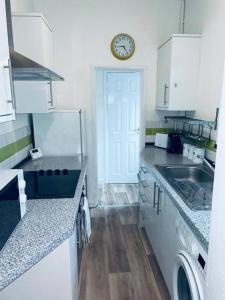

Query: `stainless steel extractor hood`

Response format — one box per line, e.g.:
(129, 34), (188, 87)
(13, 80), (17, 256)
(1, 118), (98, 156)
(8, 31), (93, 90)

(6, 1), (64, 81)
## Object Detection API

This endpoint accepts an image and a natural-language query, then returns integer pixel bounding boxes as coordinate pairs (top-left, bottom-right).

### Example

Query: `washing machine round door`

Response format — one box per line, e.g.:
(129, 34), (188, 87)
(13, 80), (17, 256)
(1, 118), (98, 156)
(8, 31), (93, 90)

(173, 251), (204, 300)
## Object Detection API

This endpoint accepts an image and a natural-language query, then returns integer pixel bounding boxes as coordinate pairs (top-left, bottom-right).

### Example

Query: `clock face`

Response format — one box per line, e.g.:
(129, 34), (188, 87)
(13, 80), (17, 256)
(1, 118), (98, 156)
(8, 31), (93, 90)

(111, 34), (135, 60)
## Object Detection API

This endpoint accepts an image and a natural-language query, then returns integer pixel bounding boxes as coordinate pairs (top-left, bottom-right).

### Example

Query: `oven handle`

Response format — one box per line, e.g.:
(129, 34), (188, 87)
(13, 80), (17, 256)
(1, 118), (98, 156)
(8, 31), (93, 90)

(76, 212), (82, 247)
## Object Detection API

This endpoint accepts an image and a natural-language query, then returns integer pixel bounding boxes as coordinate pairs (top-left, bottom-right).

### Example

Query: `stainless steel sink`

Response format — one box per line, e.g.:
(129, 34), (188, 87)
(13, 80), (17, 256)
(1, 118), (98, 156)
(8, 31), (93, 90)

(155, 164), (214, 211)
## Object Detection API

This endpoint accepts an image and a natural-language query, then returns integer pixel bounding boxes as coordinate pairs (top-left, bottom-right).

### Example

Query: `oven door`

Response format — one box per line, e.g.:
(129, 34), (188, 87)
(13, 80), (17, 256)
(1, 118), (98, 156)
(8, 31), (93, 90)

(76, 209), (84, 281)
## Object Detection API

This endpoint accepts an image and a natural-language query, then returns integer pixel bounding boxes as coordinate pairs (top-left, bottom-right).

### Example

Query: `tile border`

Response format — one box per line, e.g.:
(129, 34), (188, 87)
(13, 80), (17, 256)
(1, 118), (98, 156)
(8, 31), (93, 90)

(0, 135), (32, 163)
(145, 128), (216, 152)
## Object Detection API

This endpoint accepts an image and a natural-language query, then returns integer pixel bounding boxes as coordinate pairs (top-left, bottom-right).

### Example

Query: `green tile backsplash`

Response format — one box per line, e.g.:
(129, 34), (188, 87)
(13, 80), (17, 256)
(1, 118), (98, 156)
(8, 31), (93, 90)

(145, 128), (173, 135)
(0, 135), (32, 163)
(145, 128), (216, 152)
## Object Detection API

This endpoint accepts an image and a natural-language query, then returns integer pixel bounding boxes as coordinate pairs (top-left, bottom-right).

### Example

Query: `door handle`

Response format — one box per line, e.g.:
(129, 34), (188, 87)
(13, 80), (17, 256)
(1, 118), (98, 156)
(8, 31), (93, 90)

(135, 128), (140, 134)
(164, 84), (169, 105)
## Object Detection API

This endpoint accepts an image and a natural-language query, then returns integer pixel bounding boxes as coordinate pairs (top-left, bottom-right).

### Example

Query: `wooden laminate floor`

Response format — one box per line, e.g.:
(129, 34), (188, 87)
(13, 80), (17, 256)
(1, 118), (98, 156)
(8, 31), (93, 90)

(98, 184), (139, 207)
(79, 206), (170, 300)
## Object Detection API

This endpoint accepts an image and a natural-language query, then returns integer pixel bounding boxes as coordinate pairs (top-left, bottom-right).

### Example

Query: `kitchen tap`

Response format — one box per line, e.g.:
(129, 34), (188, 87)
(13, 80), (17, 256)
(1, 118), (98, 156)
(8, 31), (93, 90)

(197, 155), (215, 173)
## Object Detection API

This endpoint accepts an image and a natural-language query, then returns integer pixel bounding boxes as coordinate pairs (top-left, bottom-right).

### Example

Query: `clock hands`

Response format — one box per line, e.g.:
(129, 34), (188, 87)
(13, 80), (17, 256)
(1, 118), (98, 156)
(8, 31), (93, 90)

(117, 45), (129, 55)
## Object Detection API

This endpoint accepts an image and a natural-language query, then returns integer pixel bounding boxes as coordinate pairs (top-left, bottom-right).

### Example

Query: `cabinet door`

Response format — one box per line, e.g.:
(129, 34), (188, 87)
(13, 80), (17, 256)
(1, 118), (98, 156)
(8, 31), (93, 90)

(149, 182), (165, 264)
(12, 14), (54, 70)
(69, 229), (79, 300)
(156, 40), (172, 109)
(169, 37), (200, 111)
(41, 20), (54, 70)
(157, 192), (178, 295)
(138, 169), (148, 227)
(0, 0), (14, 120)
(15, 81), (54, 113)
(141, 172), (158, 250)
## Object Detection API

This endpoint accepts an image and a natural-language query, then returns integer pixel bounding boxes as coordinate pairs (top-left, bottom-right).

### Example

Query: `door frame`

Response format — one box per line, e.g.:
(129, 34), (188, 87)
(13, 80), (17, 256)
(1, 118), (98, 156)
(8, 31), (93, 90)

(91, 65), (147, 186)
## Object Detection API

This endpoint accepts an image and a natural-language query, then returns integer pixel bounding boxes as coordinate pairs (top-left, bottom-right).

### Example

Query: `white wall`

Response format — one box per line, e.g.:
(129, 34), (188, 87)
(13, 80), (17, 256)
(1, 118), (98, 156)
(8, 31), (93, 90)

(33, 0), (181, 205)
(185, 0), (225, 121)
(11, 0), (34, 12)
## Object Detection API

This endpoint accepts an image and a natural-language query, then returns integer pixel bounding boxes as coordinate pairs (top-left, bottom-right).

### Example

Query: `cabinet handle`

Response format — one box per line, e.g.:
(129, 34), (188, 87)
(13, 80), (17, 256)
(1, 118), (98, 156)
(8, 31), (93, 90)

(137, 171), (149, 188)
(142, 181), (149, 188)
(137, 171), (141, 181)
(153, 182), (158, 208)
(164, 84), (169, 105)
(140, 167), (149, 174)
(48, 81), (54, 107)
(4, 59), (16, 109)
(157, 188), (163, 215)
(139, 193), (147, 204)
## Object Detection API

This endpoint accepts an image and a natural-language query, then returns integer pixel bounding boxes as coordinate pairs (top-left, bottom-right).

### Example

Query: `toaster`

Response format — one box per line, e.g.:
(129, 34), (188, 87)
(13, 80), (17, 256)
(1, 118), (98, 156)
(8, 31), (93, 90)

(154, 133), (169, 149)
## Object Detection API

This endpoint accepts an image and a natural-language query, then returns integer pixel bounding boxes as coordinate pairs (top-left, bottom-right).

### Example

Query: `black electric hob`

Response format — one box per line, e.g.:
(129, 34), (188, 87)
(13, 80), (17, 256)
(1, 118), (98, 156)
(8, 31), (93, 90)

(24, 169), (81, 200)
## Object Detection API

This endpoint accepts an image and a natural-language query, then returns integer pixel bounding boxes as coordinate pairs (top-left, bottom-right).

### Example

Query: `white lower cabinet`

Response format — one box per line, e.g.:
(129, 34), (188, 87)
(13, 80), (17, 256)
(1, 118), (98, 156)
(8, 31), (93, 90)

(0, 229), (79, 300)
(15, 81), (54, 113)
(139, 165), (178, 296)
(159, 192), (178, 295)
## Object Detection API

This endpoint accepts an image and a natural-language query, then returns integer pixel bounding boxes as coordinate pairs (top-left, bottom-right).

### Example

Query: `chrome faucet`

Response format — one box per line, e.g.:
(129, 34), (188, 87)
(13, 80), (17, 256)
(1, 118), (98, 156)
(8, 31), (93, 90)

(197, 155), (215, 173)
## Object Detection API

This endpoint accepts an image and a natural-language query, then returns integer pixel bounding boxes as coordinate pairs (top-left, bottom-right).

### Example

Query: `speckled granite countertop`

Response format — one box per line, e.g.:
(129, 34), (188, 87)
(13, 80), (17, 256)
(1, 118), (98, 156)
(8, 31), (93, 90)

(141, 146), (211, 252)
(0, 156), (87, 291)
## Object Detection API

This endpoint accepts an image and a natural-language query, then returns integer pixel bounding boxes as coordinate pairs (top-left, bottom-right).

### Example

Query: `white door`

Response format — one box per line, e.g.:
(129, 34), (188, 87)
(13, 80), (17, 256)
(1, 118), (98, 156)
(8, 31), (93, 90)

(107, 72), (140, 183)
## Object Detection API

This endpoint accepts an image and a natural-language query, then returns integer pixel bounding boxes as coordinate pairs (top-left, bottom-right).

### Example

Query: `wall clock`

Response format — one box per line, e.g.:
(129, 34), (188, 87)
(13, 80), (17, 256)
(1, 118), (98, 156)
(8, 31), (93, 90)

(111, 33), (135, 60)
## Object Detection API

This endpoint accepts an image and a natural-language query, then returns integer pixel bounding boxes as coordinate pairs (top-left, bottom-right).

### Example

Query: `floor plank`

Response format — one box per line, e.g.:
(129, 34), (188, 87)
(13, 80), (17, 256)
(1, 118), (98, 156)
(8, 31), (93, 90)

(98, 183), (139, 206)
(122, 224), (161, 300)
(90, 207), (105, 218)
(148, 254), (171, 300)
(79, 217), (111, 300)
(105, 208), (130, 273)
(109, 272), (137, 300)
(139, 227), (154, 256)
(79, 205), (170, 300)
(119, 206), (139, 225)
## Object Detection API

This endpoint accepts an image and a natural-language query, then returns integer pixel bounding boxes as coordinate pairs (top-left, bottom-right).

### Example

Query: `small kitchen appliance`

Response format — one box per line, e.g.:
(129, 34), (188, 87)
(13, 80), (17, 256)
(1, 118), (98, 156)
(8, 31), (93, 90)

(0, 172), (27, 250)
(30, 147), (43, 160)
(167, 133), (183, 154)
(154, 133), (169, 149)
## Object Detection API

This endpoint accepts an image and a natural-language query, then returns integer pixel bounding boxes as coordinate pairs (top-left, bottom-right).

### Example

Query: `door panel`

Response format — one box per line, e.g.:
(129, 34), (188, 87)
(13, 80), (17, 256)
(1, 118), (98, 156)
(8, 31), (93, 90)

(107, 72), (140, 183)
(112, 143), (122, 174)
(156, 40), (171, 108)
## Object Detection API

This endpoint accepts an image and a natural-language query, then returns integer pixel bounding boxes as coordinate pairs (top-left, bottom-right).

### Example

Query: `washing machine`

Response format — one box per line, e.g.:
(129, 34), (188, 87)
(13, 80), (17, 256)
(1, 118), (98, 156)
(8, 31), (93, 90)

(173, 214), (207, 300)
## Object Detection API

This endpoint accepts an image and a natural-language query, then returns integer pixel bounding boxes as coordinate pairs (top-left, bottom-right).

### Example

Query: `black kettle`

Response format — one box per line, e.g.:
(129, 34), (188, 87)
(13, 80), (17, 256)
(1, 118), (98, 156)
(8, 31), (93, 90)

(167, 133), (183, 154)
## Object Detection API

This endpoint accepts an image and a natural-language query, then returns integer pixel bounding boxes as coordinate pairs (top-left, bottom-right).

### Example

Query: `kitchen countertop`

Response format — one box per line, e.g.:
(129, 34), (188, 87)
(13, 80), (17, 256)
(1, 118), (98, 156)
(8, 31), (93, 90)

(141, 146), (211, 252)
(0, 155), (87, 291)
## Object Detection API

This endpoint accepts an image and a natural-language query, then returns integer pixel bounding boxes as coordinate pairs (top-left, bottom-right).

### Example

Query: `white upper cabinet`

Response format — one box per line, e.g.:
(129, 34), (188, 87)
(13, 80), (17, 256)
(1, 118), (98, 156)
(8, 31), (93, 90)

(0, 0), (15, 122)
(156, 34), (201, 111)
(12, 13), (56, 113)
(15, 81), (54, 113)
(12, 13), (54, 70)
